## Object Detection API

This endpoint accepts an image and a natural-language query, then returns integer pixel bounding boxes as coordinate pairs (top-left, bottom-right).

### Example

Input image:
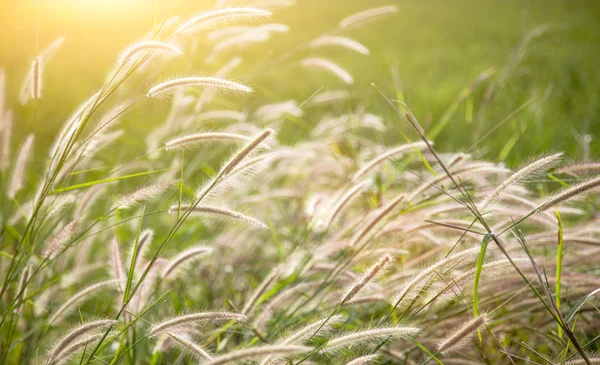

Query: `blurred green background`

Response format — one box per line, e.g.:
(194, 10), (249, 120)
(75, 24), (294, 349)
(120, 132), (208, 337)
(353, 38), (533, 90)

(0, 0), (598, 166)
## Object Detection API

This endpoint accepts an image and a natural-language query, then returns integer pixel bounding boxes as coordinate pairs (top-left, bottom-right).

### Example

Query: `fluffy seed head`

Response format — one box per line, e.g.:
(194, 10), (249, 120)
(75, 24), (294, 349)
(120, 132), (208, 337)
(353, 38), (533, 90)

(301, 57), (354, 85)
(556, 162), (600, 176)
(242, 268), (279, 315)
(392, 247), (480, 305)
(148, 312), (247, 337)
(169, 204), (267, 229)
(535, 176), (600, 212)
(47, 333), (105, 365)
(339, 5), (399, 29)
(218, 128), (274, 177)
(14, 264), (30, 314)
(43, 219), (78, 260)
(165, 132), (254, 151)
(204, 345), (311, 365)
(47, 319), (118, 364)
(160, 246), (213, 279)
(147, 77), (253, 99)
(437, 315), (487, 353)
(348, 194), (405, 247)
(118, 41), (183, 64)
(176, 8), (272, 35)
(168, 333), (212, 360)
(321, 326), (419, 353)
(310, 36), (370, 55)
(49, 279), (121, 324)
(351, 141), (429, 183)
(112, 180), (173, 210)
(8, 134), (34, 198)
(478, 153), (563, 211)
(19, 37), (64, 104)
(31, 57), (42, 99)
(341, 254), (392, 303)
(345, 354), (380, 365)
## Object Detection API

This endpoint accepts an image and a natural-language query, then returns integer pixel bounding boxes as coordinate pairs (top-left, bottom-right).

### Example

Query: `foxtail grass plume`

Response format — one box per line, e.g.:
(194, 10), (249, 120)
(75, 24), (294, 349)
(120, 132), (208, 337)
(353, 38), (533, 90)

(321, 181), (366, 229)
(195, 57), (243, 112)
(160, 246), (213, 279)
(209, 31), (270, 57)
(207, 24), (273, 41)
(109, 238), (126, 292)
(8, 134), (34, 198)
(168, 333), (212, 360)
(14, 264), (30, 314)
(535, 176), (600, 212)
(118, 41), (183, 64)
(19, 37), (65, 104)
(281, 315), (344, 345)
(195, 151), (275, 203)
(351, 141), (429, 183)
(131, 229), (153, 271)
(49, 90), (102, 173)
(218, 128), (274, 177)
(308, 90), (352, 106)
(565, 357), (600, 365)
(259, 315), (345, 365)
(175, 8), (272, 35)
(0, 110), (12, 171)
(147, 77), (253, 99)
(169, 204), (267, 229)
(345, 354), (380, 365)
(301, 58), (354, 85)
(165, 132), (254, 150)
(437, 315), (487, 353)
(348, 194), (405, 247)
(392, 247), (480, 305)
(204, 345), (311, 365)
(74, 185), (106, 218)
(112, 180), (173, 210)
(310, 36), (370, 55)
(210, 23), (288, 39)
(196, 110), (246, 122)
(440, 258), (529, 298)
(321, 327), (419, 353)
(47, 319), (118, 365)
(148, 311), (247, 337)
(49, 279), (121, 324)
(81, 129), (124, 158)
(31, 57), (41, 99)
(42, 220), (78, 260)
(242, 267), (279, 315)
(47, 333), (105, 365)
(339, 5), (399, 29)
(478, 153), (562, 211)
(341, 254), (392, 303)
(254, 100), (303, 120)
(556, 162), (600, 176)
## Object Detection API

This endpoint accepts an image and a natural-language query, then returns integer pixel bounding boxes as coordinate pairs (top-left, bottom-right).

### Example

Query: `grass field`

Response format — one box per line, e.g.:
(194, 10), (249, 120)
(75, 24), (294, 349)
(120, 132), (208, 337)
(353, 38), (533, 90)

(0, 1), (599, 364)
(1, 0), (599, 163)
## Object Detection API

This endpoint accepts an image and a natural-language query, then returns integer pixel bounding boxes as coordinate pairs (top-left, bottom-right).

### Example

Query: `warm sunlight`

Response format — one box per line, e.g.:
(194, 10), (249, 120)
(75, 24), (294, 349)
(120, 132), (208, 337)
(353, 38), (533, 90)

(1, 1), (599, 364)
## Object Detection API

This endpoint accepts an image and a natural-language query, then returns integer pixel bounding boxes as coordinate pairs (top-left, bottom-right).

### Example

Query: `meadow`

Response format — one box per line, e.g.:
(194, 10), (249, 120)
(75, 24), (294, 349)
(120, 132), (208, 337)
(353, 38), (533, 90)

(0, 0), (599, 364)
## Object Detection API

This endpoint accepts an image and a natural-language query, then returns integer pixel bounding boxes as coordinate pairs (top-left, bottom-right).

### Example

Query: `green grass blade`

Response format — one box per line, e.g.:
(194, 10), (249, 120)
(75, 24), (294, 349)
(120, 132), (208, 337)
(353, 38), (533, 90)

(473, 234), (491, 341)
(565, 288), (600, 324)
(124, 205), (146, 302)
(555, 209), (564, 338)
(49, 169), (167, 194)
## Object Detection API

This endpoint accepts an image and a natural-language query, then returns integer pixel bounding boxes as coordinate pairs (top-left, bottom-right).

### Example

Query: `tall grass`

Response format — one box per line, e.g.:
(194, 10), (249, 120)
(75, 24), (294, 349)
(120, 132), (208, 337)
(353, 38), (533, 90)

(0, 2), (599, 365)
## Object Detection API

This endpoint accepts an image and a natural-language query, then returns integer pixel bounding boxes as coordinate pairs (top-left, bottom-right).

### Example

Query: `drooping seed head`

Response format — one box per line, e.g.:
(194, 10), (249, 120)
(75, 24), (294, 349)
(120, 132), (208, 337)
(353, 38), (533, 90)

(147, 77), (253, 99)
